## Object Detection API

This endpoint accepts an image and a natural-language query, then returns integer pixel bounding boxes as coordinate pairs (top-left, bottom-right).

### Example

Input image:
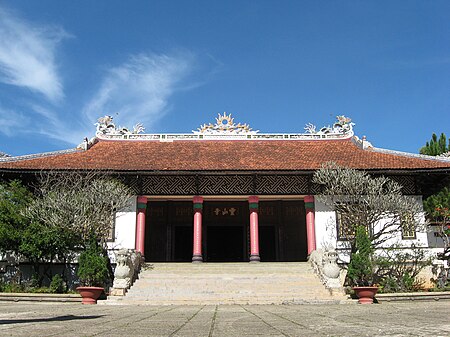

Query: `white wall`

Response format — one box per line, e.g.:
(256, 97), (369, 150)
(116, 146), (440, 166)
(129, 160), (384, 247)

(315, 197), (340, 251)
(107, 196), (137, 254)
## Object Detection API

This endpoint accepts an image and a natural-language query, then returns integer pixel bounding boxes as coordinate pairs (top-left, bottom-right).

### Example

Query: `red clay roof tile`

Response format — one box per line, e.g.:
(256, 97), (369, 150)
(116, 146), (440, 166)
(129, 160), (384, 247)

(1, 138), (450, 172)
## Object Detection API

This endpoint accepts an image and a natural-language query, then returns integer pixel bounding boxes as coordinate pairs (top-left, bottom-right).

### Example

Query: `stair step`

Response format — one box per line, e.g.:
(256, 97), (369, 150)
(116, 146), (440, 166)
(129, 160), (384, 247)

(105, 262), (345, 305)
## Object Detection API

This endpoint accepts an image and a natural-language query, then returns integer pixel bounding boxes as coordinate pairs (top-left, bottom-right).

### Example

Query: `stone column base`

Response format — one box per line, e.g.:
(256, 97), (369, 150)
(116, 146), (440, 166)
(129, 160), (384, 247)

(109, 288), (127, 296)
(192, 255), (203, 263)
(249, 255), (260, 263)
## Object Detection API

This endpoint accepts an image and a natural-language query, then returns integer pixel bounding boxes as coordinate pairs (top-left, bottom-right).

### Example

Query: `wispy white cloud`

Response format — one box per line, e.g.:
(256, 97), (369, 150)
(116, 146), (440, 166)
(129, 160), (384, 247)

(0, 6), (67, 103)
(29, 104), (85, 145)
(1, 51), (197, 148)
(0, 106), (29, 136)
(0, 103), (79, 144)
(83, 52), (195, 130)
(0, 5), (199, 149)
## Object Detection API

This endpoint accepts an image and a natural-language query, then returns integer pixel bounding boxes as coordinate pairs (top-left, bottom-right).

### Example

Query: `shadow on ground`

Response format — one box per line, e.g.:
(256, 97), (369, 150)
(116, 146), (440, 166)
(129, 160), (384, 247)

(0, 315), (104, 325)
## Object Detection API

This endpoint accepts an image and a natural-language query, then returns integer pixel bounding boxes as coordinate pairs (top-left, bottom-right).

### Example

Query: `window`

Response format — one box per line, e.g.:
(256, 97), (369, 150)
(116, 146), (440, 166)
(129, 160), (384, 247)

(336, 211), (356, 240)
(401, 213), (416, 239)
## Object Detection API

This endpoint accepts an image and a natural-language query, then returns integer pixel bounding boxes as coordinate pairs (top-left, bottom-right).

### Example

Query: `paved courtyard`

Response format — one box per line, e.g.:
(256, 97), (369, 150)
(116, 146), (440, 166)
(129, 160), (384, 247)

(0, 301), (448, 336)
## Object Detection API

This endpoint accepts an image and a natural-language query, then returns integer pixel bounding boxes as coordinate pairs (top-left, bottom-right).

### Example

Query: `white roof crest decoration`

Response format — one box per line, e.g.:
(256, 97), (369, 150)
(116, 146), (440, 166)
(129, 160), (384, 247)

(91, 114), (354, 142)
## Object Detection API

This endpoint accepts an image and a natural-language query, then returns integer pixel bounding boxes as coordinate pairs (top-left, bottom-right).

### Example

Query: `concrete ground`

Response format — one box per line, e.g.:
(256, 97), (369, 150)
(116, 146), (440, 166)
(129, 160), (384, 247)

(0, 301), (449, 337)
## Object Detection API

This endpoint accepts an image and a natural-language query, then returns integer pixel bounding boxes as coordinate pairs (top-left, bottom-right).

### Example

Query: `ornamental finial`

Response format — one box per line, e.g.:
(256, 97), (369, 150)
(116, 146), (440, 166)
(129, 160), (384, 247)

(194, 112), (258, 135)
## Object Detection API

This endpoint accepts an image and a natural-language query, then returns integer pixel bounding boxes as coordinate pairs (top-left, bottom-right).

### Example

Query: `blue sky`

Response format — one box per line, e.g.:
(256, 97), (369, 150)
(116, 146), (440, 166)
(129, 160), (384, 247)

(0, 1), (449, 156)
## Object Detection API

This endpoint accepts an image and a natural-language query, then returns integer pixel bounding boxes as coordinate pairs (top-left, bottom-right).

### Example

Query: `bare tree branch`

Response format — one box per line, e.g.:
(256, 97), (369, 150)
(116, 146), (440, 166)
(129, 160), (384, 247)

(313, 162), (425, 252)
(26, 170), (133, 247)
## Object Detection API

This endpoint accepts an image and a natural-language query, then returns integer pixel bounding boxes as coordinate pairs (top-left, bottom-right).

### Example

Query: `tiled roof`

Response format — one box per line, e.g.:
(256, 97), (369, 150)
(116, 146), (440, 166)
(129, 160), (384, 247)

(1, 138), (450, 172)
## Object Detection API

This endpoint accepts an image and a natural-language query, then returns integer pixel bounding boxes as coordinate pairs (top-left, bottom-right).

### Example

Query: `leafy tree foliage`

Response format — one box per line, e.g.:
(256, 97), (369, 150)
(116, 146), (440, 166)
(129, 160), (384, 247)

(423, 188), (450, 287)
(0, 180), (34, 254)
(0, 180), (78, 285)
(420, 133), (449, 156)
(423, 187), (450, 216)
(420, 132), (450, 287)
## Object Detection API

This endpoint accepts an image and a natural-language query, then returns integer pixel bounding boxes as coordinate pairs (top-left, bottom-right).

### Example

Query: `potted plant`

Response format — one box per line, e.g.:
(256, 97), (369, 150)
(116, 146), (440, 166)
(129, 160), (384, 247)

(76, 239), (110, 304)
(347, 226), (378, 304)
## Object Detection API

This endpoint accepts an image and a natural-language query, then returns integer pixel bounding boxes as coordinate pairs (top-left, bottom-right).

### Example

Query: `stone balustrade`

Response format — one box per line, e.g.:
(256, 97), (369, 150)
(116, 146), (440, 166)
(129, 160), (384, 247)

(110, 249), (142, 296)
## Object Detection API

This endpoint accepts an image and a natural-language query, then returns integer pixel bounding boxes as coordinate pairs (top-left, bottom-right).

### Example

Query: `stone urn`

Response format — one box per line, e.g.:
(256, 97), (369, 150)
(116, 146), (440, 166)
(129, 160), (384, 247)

(76, 286), (104, 304)
(322, 250), (340, 279)
(353, 286), (378, 304)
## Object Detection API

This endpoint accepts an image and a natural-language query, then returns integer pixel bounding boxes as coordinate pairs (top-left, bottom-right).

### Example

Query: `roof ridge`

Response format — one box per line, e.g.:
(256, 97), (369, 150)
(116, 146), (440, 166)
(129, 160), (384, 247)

(370, 146), (450, 162)
(0, 148), (80, 163)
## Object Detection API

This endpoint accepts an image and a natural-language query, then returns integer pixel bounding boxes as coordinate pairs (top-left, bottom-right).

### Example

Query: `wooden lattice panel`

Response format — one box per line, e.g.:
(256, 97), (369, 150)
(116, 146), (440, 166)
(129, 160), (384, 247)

(120, 176), (140, 194)
(141, 175), (196, 195)
(389, 175), (416, 194)
(198, 175), (253, 195)
(310, 181), (323, 195)
(255, 175), (309, 195)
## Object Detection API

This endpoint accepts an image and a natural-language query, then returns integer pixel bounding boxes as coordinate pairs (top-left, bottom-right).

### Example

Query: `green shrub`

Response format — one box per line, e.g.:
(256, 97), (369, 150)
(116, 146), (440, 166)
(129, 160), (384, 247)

(0, 281), (24, 293)
(50, 274), (66, 293)
(375, 244), (431, 293)
(31, 287), (51, 293)
(347, 226), (374, 286)
(77, 240), (110, 287)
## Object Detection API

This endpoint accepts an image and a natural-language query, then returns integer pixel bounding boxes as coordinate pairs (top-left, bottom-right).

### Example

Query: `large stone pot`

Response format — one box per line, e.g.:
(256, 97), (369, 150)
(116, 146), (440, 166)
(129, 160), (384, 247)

(353, 286), (378, 304)
(76, 286), (104, 304)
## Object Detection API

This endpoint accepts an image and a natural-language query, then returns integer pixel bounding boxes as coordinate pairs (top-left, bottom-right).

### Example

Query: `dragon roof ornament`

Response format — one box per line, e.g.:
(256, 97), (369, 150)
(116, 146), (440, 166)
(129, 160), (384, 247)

(95, 115), (145, 137)
(193, 112), (258, 135)
(304, 115), (354, 135)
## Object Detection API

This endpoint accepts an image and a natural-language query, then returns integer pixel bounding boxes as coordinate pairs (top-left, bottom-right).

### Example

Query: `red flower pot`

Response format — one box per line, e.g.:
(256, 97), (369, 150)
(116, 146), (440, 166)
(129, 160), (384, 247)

(76, 286), (104, 304)
(353, 286), (378, 304)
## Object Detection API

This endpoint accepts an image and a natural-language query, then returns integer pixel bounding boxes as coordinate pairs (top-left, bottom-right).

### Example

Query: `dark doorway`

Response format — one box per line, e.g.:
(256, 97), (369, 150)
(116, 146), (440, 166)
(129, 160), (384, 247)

(259, 226), (277, 261)
(207, 226), (244, 262)
(259, 200), (308, 261)
(145, 200), (307, 262)
(174, 226), (193, 261)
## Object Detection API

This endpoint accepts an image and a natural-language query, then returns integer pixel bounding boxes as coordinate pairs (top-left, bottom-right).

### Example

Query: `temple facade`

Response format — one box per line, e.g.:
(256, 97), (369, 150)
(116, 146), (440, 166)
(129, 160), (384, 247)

(1, 114), (450, 264)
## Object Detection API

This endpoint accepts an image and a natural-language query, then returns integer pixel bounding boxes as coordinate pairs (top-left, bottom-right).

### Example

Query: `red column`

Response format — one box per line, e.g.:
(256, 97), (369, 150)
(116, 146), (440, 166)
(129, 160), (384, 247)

(249, 196), (260, 262)
(135, 196), (148, 257)
(192, 196), (203, 263)
(304, 195), (316, 255)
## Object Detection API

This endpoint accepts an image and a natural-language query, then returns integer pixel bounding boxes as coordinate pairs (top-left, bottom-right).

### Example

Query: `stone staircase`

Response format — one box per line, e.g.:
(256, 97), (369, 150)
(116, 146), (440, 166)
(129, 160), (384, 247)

(105, 262), (346, 305)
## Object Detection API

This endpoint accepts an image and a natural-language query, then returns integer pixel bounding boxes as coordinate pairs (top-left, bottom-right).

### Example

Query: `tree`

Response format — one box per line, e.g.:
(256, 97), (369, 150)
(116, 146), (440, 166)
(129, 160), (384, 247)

(26, 171), (133, 288)
(423, 188), (450, 287)
(0, 180), (77, 285)
(420, 133), (449, 156)
(27, 171), (133, 247)
(312, 162), (424, 253)
(0, 180), (33, 255)
(420, 133), (450, 287)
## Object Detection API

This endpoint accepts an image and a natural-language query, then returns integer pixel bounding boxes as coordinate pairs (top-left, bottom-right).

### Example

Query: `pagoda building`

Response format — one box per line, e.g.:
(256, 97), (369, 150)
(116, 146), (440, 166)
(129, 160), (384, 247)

(1, 114), (450, 264)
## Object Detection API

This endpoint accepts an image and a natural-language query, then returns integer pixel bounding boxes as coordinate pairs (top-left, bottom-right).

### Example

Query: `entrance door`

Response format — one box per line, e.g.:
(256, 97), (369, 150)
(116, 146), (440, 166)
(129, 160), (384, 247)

(204, 201), (248, 262)
(259, 226), (276, 261)
(174, 226), (193, 262)
(207, 226), (244, 262)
